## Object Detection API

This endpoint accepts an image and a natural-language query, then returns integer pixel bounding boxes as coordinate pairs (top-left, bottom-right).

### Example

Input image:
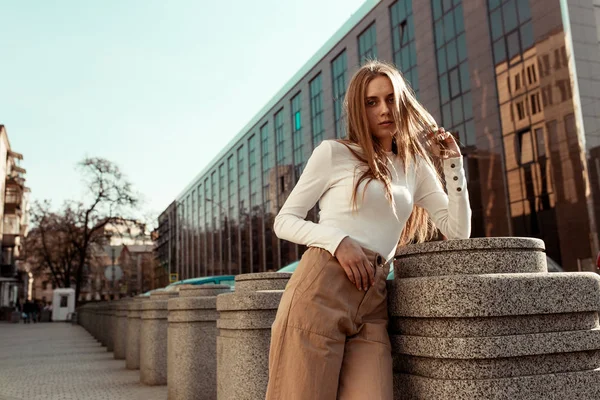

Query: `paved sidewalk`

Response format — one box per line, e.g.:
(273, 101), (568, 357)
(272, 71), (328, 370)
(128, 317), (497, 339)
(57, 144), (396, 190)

(0, 322), (167, 400)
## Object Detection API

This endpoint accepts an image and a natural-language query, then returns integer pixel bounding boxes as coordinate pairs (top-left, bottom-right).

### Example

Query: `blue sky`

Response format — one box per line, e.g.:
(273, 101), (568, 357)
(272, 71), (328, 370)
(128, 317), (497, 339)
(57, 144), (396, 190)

(0, 0), (366, 221)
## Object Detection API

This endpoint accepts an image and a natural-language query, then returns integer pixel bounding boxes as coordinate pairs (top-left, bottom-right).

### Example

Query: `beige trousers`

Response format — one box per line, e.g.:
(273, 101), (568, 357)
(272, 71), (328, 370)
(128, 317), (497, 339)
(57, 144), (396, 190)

(266, 247), (393, 400)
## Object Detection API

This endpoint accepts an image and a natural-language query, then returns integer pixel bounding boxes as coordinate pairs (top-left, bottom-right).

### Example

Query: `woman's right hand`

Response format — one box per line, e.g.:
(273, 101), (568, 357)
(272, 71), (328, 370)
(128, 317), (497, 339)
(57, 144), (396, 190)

(334, 237), (375, 291)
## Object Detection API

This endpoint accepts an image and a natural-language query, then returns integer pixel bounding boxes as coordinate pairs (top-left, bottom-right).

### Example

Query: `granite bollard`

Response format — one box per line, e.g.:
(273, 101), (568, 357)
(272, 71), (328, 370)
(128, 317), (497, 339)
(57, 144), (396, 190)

(167, 284), (232, 400)
(126, 298), (144, 370)
(388, 237), (600, 399)
(100, 302), (109, 346)
(98, 302), (110, 348)
(140, 291), (179, 385)
(114, 299), (132, 360)
(105, 302), (117, 352)
(216, 272), (291, 400)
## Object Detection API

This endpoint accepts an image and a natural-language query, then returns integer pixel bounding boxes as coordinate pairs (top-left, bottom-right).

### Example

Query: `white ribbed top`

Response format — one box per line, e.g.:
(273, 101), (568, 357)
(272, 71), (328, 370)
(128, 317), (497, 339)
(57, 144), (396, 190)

(274, 140), (472, 261)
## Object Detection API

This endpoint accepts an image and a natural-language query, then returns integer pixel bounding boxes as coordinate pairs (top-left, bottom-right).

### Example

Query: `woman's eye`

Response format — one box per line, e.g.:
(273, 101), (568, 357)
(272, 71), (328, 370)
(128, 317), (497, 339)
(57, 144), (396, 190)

(387, 97), (394, 104)
(366, 100), (376, 106)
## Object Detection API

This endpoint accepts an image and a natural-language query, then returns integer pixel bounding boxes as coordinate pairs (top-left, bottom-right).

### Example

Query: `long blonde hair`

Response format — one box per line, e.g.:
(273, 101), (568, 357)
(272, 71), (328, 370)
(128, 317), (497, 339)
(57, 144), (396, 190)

(340, 60), (442, 246)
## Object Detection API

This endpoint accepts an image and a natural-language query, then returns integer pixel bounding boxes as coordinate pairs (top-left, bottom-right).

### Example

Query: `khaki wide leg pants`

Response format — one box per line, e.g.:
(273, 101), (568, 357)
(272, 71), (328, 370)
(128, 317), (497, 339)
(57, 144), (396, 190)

(265, 247), (393, 400)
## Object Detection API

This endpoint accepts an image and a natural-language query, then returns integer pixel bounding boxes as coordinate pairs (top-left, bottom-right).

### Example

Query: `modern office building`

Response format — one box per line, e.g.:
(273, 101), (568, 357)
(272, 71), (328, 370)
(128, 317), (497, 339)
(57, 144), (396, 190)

(157, 0), (600, 279)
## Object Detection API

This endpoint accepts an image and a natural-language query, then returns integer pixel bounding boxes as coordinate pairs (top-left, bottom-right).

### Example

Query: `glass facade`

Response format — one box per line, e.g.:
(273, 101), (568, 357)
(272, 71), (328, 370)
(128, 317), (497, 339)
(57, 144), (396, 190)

(432, 0), (485, 239)
(332, 50), (348, 139)
(358, 23), (378, 65)
(489, 0), (533, 65)
(291, 92), (304, 181)
(488, 0), (567, 264)
(260, 124), (271, 215)
(390, 0), (419, 94)
(164, 0), (596, 279)
(432, 0), (473, 148)
(275, 109), (288, 167)
(309, 74), (324, 148)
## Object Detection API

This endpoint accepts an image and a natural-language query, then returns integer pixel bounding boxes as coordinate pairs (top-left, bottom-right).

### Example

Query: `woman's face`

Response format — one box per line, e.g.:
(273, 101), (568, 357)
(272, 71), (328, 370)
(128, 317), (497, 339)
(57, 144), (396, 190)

(365, 75), (396, 147)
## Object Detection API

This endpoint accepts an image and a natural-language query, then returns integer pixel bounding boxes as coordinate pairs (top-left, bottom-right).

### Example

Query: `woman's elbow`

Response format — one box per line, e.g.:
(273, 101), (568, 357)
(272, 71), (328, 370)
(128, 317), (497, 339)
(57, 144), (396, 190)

(273, 213), (285, 239)
(452, 211), (472, 239)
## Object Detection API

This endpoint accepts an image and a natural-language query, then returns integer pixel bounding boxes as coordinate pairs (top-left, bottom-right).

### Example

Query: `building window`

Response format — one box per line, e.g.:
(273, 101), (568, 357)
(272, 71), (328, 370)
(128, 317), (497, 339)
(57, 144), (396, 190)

(218, 163), (226, 216)
(260, 123), (271, 214)
(358, 23), (378, 65)
(488, 0), (533, 65)
(390, 0), (418, 94)
(526, 64), (537, 85)
(291, 92), (304, 181)
(275, 109), (287, 166)
(516, 101), (526, 120)
(237, 145), (247, 215)
(541, 85), (553, 107)
(309, 73), (324, 148)
(432, 0), (474, 147)
(227, 155), (236, 218)
(331, 50), (347, 139)
(530, 92), (541, 115)
(249, 135), (258, 209)
(211, 171), (217, 226)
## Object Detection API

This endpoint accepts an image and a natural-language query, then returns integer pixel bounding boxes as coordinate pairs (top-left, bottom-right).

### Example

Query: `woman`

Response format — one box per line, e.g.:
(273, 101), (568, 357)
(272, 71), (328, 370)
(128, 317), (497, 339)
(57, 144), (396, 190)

(265, 61), (471, 399)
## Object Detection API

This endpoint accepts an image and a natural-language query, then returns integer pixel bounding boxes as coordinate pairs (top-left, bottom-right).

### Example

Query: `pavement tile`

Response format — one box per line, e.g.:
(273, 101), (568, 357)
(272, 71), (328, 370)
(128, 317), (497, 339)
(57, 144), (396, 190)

(0, 322), (167, 400)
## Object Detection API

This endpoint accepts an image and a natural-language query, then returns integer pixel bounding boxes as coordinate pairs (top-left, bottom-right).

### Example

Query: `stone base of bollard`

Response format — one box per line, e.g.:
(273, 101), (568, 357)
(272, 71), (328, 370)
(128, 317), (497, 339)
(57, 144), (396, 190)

(394, 369), (600, 400)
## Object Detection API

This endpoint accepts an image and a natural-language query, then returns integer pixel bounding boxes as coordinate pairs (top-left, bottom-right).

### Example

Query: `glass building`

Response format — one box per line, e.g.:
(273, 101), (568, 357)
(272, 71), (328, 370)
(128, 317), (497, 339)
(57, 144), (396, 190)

(157, 0), (600, 280)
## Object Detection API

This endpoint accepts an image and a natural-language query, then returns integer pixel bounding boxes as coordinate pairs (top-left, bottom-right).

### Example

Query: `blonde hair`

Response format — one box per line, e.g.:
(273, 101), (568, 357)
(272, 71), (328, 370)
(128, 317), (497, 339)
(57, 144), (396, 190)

(339, 60), (442, 246)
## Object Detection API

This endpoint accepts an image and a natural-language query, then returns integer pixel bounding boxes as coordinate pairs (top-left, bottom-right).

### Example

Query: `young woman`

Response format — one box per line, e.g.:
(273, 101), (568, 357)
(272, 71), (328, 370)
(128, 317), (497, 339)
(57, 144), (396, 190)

(265, 61), (472, 399)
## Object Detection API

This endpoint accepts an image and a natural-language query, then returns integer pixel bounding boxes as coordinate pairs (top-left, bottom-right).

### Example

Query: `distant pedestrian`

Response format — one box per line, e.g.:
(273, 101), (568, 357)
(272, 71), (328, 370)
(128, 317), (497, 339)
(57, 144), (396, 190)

(22, 300), (33, 324)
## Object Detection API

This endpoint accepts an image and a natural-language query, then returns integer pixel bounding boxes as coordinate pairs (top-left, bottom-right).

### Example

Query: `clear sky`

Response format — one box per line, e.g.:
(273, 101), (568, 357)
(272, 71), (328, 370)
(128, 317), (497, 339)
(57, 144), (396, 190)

(0, 0), (366, 222)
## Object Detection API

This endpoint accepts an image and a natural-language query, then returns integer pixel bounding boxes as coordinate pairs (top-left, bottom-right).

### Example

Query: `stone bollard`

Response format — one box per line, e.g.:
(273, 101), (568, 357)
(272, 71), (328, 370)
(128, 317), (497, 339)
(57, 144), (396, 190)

(126, 298), (144, 370)
(167, 284), (232, 400)
(216, 272), (291, 400)
(106, 302), (117, 352)
(91, 303), (100, 340)
(98, 302), (109, 347)
(388, 237), (600, 399)
(140, 291), (179, 385)
(114, 299), (133, 360)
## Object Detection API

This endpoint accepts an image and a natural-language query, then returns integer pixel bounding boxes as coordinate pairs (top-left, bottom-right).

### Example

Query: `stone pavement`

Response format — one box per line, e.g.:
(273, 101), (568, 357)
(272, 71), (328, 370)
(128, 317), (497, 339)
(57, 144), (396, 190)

(0, 322), (167, 400)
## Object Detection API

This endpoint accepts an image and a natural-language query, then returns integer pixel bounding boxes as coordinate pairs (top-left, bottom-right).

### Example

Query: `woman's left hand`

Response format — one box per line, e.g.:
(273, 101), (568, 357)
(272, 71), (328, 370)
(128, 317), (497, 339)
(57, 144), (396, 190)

(427, 126), (462, 159)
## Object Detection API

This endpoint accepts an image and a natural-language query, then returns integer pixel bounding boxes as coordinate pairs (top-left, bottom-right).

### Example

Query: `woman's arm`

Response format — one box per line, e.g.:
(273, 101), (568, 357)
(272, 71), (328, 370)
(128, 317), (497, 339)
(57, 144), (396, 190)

(273, 141), (348, 256)
(414, 157), (472, 239)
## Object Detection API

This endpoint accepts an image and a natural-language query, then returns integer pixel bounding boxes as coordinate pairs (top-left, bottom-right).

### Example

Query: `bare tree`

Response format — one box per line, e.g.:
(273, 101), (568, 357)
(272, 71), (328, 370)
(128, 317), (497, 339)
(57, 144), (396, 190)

(22, 157), (140, 304)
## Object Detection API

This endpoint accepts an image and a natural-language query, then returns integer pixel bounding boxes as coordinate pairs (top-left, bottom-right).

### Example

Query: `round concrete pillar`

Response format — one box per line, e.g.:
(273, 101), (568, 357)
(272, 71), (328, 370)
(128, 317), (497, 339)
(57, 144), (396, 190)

(126, 298), (144, 370)
(98, 302), (109, 347)
(140, 291), (179, 385)
(113, 299), (132, 360)
(167, 284), (232, 400)
(216, 272), (291, 400)
(105, 302), (117, 352)
(389, 237), (600, 399)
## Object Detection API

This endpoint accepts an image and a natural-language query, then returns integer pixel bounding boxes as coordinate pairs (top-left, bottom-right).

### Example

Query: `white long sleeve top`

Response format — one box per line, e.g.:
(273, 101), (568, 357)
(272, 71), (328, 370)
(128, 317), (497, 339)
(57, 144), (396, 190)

(273, 140), (472, 261)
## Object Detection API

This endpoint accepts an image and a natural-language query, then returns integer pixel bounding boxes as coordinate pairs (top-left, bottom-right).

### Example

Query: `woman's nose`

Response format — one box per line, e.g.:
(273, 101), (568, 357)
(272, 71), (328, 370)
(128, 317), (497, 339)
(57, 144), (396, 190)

(380, 102), (391, 116)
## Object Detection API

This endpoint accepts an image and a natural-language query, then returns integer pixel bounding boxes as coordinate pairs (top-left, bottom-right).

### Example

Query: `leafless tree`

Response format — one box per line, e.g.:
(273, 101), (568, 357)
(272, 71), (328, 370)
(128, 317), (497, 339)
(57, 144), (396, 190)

(22, 157), (141, 304)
